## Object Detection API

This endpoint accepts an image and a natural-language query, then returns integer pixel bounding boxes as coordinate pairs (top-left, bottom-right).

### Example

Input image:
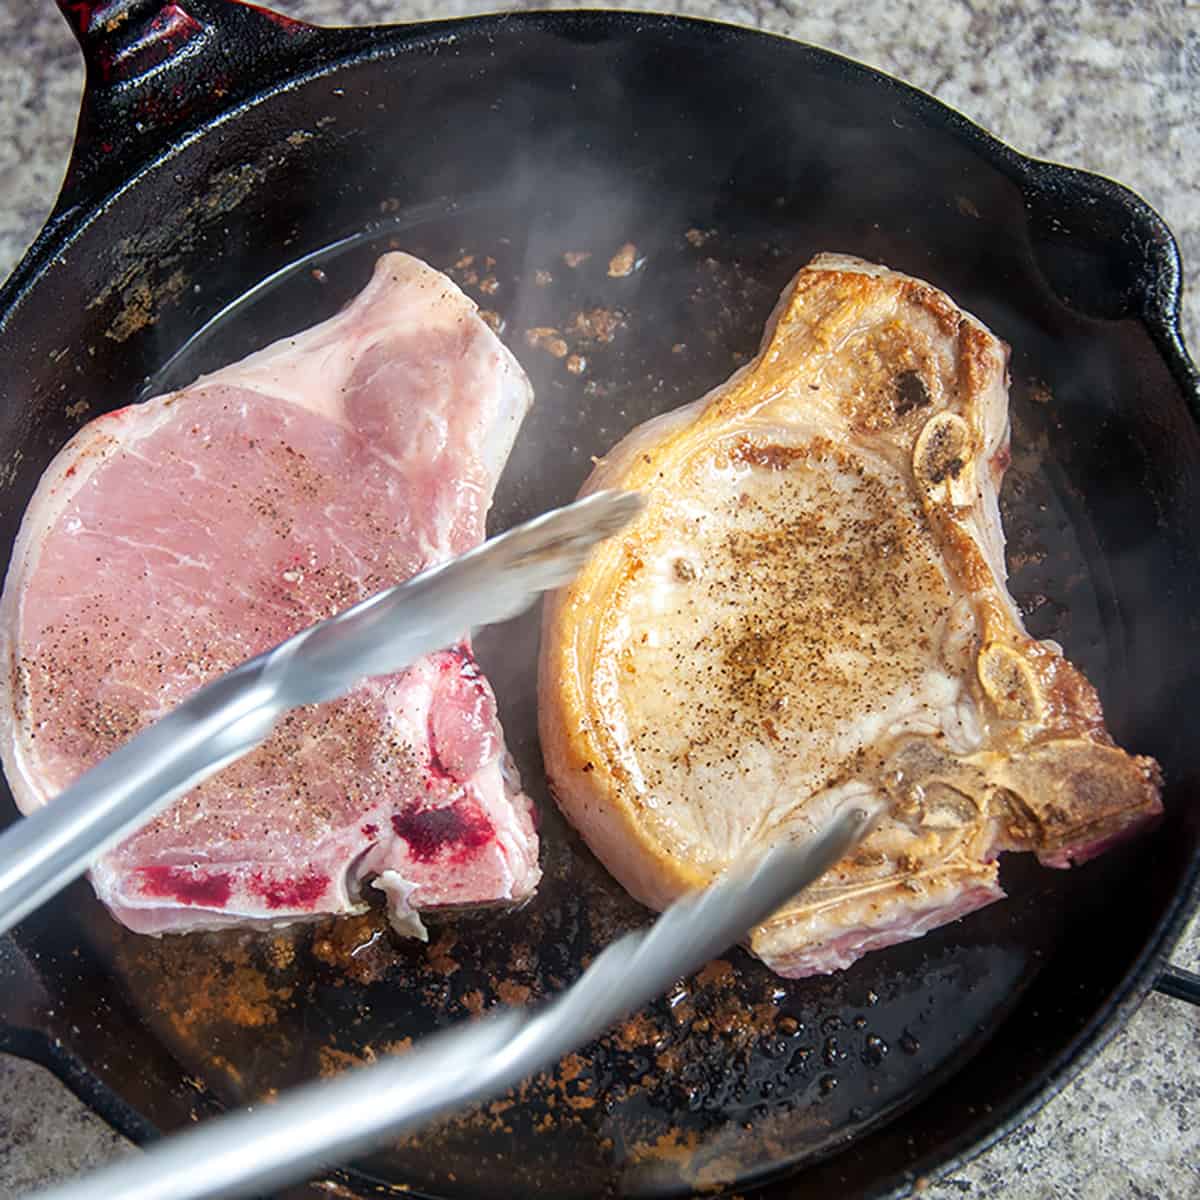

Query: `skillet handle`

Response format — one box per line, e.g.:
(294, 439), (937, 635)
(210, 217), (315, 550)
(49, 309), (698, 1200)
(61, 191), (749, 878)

(50, 0), (347, 224)
(1154, 963), (1200, 1006)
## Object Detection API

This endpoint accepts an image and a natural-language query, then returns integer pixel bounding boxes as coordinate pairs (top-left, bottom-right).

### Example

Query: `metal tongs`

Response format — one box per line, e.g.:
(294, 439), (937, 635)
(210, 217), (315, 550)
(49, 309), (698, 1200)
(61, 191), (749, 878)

(0, 485), (873, 1199)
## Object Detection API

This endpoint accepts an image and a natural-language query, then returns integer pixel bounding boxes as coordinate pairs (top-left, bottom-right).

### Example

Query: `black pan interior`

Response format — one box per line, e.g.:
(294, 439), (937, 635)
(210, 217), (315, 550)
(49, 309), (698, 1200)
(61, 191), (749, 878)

(1, 14), (1198, 1199)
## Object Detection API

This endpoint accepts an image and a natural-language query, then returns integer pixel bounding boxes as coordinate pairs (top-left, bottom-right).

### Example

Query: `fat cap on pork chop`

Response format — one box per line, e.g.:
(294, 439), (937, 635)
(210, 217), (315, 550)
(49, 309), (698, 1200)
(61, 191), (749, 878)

(0, 252), (540, 936)
(539, 252), (1161, 978)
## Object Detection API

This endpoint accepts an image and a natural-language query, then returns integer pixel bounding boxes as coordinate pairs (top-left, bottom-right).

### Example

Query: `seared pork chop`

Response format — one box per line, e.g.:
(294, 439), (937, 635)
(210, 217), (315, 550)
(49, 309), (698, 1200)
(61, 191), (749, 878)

(0, 252), (540, 936)
(539, 253), (1161, 977)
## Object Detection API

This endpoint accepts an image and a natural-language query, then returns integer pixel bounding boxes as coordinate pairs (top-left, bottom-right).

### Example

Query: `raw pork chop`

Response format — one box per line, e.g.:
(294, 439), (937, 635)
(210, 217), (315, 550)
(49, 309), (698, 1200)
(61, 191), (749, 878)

(0, 252), (540, 936)
(539, 253), (1161, 977)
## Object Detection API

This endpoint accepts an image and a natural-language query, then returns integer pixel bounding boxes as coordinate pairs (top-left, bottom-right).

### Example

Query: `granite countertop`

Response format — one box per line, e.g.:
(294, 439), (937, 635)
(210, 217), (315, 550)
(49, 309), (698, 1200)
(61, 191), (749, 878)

(1, 0), (1197, 1196)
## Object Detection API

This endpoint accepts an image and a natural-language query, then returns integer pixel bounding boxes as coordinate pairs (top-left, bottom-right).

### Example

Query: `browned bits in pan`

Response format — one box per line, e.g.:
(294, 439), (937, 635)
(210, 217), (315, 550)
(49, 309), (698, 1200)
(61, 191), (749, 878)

(319, 1045), (377, 1079)
(565, 354), (587, 376)
(496, 979), (532, 1006)
(568, 307), (625, 344)
(426, 928), (460, 975)
(310, 912), (390, 985)
(563, 250), (591, 268)
(607, 242), (639, 277)
(266, 935), (296, 971)
(525, 327), (569, 358)
(478, 309), (504, 335)
(115, 932), (296, 1036)
(534, 269), (553, 287)
(449, 253), (480, 286)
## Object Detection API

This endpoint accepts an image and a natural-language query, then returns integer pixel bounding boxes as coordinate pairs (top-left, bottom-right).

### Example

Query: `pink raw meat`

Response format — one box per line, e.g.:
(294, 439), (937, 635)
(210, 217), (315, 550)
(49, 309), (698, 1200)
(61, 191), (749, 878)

(0, 252), (539, 936)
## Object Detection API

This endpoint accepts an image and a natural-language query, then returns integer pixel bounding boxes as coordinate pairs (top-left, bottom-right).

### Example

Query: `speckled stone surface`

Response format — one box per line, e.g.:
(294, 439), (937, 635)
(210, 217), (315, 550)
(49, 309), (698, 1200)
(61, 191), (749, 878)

(0, 1), (1197, 1197)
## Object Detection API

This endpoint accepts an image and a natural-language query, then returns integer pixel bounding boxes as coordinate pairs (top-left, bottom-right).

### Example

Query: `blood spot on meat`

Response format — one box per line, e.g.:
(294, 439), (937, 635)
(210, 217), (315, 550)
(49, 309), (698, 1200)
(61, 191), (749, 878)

(253, 870), (328, 909)
(361, 823), (379, 839)
(138, 866), (233, 907)
(391, 803), (493, 863)
(446, 644), (481, 680)
(426, 743), (455, 782)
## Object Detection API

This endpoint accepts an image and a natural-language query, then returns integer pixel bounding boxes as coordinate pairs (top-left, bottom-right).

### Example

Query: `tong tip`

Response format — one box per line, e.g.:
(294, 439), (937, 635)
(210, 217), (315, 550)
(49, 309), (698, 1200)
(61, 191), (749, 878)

(496, 490), (644, 584)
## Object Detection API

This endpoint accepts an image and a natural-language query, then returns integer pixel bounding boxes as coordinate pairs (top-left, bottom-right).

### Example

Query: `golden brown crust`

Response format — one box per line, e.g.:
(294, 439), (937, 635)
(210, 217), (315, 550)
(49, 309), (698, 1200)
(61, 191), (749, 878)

(538, 253), (1162, 974)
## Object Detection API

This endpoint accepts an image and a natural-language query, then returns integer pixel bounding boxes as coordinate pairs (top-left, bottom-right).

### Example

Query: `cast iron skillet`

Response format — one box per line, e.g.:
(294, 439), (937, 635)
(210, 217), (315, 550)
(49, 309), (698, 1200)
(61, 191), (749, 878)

(1, 3), (1199, 1197)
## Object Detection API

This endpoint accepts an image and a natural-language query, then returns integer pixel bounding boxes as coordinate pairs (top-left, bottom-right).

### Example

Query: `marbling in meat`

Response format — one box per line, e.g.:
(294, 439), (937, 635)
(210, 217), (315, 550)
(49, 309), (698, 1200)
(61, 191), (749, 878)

(539, 253), (1161, 977)
(0, 253), (540, 935)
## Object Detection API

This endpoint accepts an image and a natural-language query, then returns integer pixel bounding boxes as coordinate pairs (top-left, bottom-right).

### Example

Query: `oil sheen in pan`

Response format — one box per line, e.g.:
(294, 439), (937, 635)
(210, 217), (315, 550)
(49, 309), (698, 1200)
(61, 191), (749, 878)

(95, 197), (1122, 1199)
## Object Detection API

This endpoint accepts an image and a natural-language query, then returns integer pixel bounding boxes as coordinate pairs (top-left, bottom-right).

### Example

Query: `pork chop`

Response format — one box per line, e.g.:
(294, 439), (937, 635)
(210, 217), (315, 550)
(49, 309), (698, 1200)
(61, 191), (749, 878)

(0, 252), (540, 936)
(539, 252), (1161, 978)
